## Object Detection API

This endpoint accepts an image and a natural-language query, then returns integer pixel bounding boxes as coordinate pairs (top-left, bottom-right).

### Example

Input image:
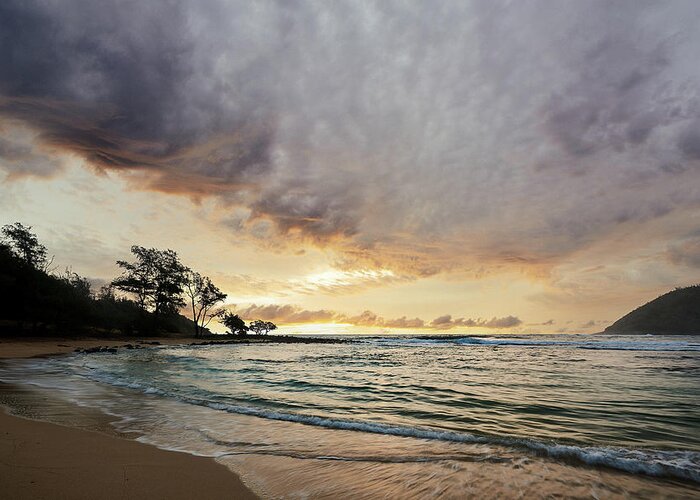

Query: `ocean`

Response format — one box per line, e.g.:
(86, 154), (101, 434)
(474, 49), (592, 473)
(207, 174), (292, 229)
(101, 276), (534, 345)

(1, 334), (699, 498)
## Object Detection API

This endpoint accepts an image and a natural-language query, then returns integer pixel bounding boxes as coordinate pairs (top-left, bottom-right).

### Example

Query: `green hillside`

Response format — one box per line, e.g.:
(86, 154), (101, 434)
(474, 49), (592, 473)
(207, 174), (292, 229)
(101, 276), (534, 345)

(604, 285), (700, 335)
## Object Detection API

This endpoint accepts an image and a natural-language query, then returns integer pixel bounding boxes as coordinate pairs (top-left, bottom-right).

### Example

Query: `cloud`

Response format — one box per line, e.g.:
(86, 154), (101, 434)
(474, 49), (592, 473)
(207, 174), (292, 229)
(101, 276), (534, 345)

(541, 28), (672, 159)
(215, 268), (409, 300)
(429, 314), (522, 330)
(667, 237), (700, 268)
(2, 0), (700, 280)
(232, 304), (336, 324)
(527, 319), (555, 326)
(336, 310), (425, 329)
(677, 123), (700, 161)
(0, 123), (68, 178)
(0, 0), (275, 189)
(228, 304), (519, 330)
(430, 315), (453, 327)
(579, 319), (609, 330)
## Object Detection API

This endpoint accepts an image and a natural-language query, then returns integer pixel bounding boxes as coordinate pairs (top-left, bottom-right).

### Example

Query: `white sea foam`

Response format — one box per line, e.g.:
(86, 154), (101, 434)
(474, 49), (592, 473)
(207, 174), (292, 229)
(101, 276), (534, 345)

(63, 367), (700, 485)
(368, 335), (700, 351)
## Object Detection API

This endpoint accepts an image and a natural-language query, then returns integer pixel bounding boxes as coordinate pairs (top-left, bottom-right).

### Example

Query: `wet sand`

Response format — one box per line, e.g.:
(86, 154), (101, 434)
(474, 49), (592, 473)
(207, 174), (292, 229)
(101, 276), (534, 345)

(0, 337), (257, 500)
(0, 336), (199, 359)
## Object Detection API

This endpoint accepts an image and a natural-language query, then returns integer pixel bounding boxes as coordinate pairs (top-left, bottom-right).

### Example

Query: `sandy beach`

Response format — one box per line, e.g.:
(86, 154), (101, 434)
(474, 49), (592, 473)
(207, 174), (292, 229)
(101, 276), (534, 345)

(0, 337), (206, 360)
(0, 338), (257, 500)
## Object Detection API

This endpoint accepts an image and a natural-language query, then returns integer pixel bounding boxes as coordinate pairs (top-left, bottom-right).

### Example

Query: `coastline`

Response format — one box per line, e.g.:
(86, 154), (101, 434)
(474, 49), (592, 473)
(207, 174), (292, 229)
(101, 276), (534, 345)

(0, 337), (258, 499)
(0, 336), (202, 359)
(2, 335), (698, 498)
(0, 334), (347, 360)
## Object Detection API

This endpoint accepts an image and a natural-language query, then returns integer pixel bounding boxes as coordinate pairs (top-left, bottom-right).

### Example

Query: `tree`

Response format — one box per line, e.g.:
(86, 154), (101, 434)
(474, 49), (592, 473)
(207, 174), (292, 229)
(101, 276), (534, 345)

(184, 270), (227, 337)
(59, 267), (92, 300)
(111, 246), (188, 316)
(249, 319), (277, 335)
(112, 246), (156, 310)
(1, 222), (48, 269)
(151, 249), (188, 315)
(221, 312), (248, 335)
(97, 284), (117, 302)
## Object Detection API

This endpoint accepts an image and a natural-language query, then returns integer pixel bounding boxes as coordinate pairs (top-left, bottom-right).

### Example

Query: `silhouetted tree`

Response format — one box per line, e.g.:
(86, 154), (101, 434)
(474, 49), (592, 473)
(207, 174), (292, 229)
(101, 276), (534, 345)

(151, 249), (188, 316)
(59, 268), (92, 300)
(111, 246), (188, 316)
(97, 284), (117, 301)
(249, 319), (277, 335)
(111, 246), (155, 310)
(184, 270), (227, 337)
(1, 222), (49, 269)
(221, 312), (248, 335)
(0, 224), (203, 337)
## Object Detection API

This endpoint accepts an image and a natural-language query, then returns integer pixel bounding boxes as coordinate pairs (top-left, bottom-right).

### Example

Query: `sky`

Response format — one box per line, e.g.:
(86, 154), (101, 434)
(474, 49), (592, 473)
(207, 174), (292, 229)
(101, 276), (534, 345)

(1, 0), (700, 334)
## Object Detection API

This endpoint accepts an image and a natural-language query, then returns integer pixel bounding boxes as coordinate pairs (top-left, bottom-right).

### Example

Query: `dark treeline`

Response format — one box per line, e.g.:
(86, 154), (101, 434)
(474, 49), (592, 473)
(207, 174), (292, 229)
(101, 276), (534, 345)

(0, 222), (274, 337)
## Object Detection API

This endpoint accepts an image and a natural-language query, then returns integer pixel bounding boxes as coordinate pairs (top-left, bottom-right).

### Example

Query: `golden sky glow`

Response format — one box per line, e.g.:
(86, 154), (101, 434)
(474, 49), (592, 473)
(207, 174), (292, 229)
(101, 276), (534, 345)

(2, 2), (700, 333)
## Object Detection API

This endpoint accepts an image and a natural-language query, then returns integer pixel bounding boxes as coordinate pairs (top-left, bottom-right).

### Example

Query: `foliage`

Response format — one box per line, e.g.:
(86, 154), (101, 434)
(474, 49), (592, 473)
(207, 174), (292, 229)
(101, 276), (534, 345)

(221, 312), (248, 335)
(248, 319), (277, 335)
(1, 222), (49, 270)
(184, 271), (227, 337)
(112, 246), (188, 315)
(0, 224), (200, 337)
(0, 243), (95, 332)
(58, 267), (93, 300)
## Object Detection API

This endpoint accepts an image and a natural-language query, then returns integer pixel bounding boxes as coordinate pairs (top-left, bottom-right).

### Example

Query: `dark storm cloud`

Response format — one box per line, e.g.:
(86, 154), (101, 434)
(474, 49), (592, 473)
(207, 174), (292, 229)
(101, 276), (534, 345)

(0, 0), (274, 183)
(0, 1), (189, 143)
(542, 34), (672, 158)
(250, 186), (360, 242)
(677, 124), (700, 161)
(2, 0), (700, 276)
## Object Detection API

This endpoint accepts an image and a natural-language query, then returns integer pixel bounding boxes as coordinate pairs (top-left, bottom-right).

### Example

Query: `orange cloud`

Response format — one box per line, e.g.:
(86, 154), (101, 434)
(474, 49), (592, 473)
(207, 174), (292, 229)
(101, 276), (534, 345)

(228, 304), (521, 330)
(429, 315), (522, 329)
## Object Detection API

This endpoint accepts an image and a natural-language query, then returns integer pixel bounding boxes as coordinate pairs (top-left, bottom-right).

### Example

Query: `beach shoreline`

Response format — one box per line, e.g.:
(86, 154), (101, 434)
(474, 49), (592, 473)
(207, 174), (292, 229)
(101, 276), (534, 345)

(0, 337), (258, 500)
(0, 336), (203, 359)
(2, 335), (699, 499)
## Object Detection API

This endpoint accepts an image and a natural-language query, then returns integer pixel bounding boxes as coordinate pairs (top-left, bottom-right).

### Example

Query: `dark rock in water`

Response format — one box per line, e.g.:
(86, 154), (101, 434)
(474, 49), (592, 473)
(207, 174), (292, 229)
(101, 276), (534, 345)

(76, 346), (119, 354)
(605, 285), (700, 335)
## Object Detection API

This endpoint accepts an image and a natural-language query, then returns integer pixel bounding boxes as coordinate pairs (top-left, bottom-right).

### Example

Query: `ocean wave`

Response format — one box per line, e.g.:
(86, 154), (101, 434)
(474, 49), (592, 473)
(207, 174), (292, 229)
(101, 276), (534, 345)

(73, 369), (700, 484)
(367, 336), (700, 352)
(202, 406), (700, 484)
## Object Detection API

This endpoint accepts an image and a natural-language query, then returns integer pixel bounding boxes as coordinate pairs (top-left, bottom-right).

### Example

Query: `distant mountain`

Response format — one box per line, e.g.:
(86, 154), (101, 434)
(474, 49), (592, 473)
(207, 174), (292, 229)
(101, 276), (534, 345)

(604, 285), (700, 335)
